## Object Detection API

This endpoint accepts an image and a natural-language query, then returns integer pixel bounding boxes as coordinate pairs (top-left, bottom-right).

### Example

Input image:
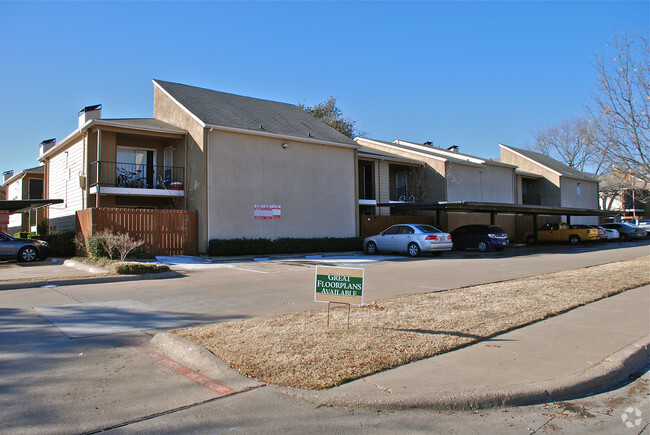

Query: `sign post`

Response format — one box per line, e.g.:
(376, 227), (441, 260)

(315, 266), (364, 327)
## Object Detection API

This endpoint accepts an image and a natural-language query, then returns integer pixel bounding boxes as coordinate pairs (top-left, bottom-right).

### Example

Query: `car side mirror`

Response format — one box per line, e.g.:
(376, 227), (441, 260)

(380, 231), (385, 236)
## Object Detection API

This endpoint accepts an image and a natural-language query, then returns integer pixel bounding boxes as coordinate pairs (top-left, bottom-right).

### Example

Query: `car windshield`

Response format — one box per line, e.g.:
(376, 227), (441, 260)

(414, 224), (442, 233)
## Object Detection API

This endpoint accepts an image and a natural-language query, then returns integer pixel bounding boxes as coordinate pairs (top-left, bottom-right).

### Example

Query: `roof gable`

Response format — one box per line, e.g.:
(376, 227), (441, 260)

(500, 144), (598, 182)
(153, 80), (356, 146)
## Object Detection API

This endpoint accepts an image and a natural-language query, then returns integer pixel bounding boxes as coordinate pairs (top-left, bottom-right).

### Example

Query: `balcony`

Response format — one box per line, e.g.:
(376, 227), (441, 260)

(89, 161), (185, 197)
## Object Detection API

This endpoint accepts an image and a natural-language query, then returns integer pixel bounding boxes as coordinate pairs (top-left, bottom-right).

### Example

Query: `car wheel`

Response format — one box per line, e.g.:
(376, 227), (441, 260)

(620, 233), (629, 241)
(18, 246), (38, 262)
(569, 235), (580, 245)
(477, 240), (488, 252)
(526, 235), (536, 245)
(366, 241), (378, 255)
(407, 242), (421, 257)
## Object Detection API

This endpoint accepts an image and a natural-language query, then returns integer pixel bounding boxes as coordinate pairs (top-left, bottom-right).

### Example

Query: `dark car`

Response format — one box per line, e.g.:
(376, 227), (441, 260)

(450, 224), (509, 252)
(0, 231), (49, 262)
(600, 223), (647, 240)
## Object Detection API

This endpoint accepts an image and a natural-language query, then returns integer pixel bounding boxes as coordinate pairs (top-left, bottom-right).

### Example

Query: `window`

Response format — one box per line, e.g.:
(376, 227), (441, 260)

(396, 171), (408, 198)
(358, 162), (374, 200)
(117, 148), (155, 188)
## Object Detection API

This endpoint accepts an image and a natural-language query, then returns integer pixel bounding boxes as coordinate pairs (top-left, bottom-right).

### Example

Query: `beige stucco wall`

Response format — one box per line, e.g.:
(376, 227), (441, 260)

(206, 130), (357, 241)
(445, 162), (515, 203)
(153, 85), (207, 247)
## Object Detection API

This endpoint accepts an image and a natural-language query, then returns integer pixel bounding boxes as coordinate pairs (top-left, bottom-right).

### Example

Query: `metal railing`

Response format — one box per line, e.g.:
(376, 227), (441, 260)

(89, 161), (184, 190)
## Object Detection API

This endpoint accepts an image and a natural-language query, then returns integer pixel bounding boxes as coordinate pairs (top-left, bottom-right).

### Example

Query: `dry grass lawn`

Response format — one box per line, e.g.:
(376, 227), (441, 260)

(173, 256), (649, 390)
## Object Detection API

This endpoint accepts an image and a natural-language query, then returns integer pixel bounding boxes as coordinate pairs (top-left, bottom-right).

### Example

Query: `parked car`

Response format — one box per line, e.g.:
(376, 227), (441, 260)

(0, 231), (49, 262)
(364, 224), (452, 257)
(597, 225), (619, 240)
(600, 223), (647, 240)
(524, 222), (599, 245)
(450, 224), (509, 252)
(569, 224), (606, 240)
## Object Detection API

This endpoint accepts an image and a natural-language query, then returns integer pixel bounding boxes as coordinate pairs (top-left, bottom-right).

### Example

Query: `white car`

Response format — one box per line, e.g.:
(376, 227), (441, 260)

(364, 224), (453, 257)
(597, 226), (619, 240)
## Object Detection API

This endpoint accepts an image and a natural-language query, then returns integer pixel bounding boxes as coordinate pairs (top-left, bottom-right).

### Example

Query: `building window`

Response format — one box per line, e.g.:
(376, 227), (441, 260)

(359, 162), (374, 200)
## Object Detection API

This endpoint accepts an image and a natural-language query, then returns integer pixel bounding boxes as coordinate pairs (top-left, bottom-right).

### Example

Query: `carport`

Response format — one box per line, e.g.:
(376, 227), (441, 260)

(379, 201), (614, 240)
(0, 199), (64, 214)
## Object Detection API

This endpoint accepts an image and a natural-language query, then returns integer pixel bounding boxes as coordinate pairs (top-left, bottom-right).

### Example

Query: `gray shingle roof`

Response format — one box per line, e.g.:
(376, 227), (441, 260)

(503, 145), (598, 182)
(154, 80), (356, 146)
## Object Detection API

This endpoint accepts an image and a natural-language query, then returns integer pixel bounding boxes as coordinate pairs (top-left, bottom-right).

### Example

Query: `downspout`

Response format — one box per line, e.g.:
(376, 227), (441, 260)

(81, 130), (87, 210)
(206, 127), (212, 245)
(96, 129), (101, 208)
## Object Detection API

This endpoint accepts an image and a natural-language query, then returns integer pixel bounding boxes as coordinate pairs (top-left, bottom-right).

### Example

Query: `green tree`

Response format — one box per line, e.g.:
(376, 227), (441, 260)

(299, 96), (365, 138)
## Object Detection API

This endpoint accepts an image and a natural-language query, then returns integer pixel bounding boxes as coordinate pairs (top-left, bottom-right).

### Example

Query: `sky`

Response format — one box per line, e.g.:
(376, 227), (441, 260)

(0, 0), (648, 175)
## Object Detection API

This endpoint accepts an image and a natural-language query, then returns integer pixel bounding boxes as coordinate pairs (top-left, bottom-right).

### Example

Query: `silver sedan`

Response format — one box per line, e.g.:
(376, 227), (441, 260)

(364, 224), (453, 257)
(0, 232), (49, 262)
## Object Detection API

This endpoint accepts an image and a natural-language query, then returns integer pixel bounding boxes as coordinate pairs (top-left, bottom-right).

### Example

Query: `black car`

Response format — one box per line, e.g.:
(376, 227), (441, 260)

(450, 225), (509, 252)
(0, 232), (49, 262)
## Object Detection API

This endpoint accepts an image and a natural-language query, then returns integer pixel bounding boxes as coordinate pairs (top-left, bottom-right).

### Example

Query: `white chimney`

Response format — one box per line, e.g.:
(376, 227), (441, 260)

(78, 104), (102, 128)
(447, 145), (459, 153)
(39, 138), (56, 159)
(2, 170), (14, 185)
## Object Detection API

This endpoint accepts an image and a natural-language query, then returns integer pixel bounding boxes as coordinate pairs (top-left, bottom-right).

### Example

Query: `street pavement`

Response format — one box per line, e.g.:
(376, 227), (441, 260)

(0, 241), (648, 433)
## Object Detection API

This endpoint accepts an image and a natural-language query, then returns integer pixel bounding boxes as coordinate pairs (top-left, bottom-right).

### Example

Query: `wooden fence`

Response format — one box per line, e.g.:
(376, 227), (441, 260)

(359, 215), (437, 238)
(76, 208), (198, 256)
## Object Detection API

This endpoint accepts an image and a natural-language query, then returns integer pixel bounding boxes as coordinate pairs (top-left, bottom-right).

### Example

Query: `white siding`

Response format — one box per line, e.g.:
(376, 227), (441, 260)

(47, 140), (85, 231)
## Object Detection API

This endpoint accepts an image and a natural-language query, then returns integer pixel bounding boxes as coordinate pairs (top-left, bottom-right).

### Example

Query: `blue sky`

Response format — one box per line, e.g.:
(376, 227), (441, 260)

(0, 1), (647, 175)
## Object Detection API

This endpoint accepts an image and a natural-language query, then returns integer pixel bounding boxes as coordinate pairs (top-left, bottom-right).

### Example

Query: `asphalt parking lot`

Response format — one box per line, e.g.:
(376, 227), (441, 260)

(0, 240), (648, 433)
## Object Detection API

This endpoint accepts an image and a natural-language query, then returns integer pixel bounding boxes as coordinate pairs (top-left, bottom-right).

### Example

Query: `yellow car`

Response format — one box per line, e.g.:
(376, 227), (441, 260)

(525, 223), (599, 245)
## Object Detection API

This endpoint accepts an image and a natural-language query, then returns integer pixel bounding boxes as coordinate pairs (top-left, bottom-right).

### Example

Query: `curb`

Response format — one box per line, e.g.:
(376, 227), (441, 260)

(0, 270), (182, 290)
(279, 335), (650, 411)
(147, 332), (263, 392)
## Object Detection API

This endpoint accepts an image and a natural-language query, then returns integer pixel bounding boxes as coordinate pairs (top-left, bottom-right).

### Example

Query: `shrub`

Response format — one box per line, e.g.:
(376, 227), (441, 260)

(112, 262), (169, 275)
(207, 237), (364, 256)
(14, 232), (36, 239)
(127, 251), (157, 260)
(33, 230), (76, 258)
(86, 235), (112, 258)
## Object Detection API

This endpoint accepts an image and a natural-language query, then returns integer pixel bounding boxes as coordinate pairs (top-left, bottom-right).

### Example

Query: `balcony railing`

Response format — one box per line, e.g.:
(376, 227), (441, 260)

(89, 161), (184, 191)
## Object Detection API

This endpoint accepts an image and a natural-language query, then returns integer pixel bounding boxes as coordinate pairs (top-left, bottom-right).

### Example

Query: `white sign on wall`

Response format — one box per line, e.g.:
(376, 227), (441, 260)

(254, 205), (281, 219)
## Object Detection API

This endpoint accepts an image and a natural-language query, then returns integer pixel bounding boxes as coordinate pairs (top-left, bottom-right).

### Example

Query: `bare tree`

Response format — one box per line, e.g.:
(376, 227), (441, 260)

(589, 31), (649, 186)
(530, 117), (606, 174)
(114, 233), (145, 261)
(96, 229), (119, 260)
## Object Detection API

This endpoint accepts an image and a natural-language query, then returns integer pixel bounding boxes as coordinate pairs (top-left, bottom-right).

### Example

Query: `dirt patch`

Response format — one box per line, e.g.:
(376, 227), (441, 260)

(173, 257), (649, 390)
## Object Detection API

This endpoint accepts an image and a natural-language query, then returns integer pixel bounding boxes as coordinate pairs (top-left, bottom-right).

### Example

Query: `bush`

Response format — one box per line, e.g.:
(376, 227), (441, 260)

(33, 230), (76, 258)
(127, 251), (157, 260)
(207, 237), (364, 256)
(112, 262), (169, 275)
(14, 232), (36, 239)
(86, 235), (112, 258)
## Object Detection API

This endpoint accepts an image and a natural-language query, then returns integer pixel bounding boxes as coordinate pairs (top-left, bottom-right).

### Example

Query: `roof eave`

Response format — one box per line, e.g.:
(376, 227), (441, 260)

(205, 123), (359, 149)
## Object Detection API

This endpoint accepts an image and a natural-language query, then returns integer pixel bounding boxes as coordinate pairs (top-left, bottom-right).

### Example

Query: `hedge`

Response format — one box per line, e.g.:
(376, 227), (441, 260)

(207, 237), (364, 257)
(32, 230), (76, 258)
(113, 262), (170, 275)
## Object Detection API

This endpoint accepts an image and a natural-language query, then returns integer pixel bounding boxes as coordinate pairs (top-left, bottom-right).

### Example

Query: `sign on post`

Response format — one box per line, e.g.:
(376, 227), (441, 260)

(314, 266), (364, 305)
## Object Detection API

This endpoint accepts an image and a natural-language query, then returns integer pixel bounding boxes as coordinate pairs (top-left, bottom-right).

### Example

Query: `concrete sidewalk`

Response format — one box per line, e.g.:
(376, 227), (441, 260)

(154, 285), (650, 411)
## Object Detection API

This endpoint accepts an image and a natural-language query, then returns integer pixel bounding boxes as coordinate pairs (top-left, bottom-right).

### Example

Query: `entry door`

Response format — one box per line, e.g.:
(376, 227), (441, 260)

(117, 148), (152, 187)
